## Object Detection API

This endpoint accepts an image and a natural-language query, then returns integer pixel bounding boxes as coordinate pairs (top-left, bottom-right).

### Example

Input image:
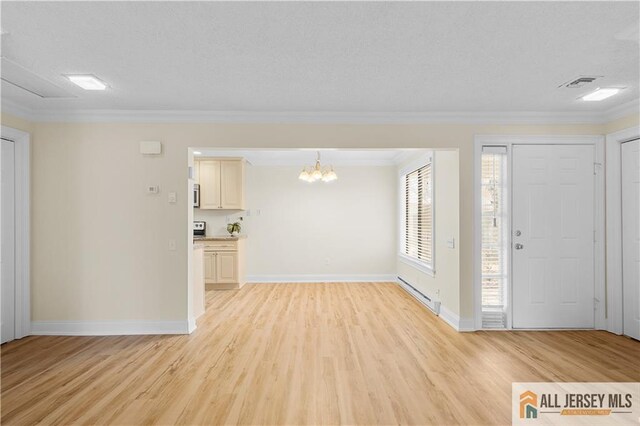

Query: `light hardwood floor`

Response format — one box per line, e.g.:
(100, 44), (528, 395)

(2, 283), (639, 425)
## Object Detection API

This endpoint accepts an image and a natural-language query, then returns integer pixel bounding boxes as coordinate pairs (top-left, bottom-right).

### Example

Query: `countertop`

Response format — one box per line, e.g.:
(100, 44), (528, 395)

(193, 235), (247, 241)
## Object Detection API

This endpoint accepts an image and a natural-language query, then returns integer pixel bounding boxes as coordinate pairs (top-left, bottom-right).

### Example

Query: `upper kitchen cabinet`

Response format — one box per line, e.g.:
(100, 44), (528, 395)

(197, 158), (245, 210)
(220, 160), (244, 209)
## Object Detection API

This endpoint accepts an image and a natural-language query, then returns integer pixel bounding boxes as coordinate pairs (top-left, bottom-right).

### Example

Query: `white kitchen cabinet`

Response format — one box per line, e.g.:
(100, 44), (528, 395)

(204, 251), (216, 283)
(198, 160), (222, 209)
(215, 251), (238, 283)
(196, 158), (245, 210)
(202, 239), (245, 289)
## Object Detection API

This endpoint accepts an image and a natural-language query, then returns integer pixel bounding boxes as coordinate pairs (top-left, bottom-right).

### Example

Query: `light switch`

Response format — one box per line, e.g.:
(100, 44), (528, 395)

(447, 238), (455, 249)
(168, 239), (176, 251)
(168, 192), (177, 203)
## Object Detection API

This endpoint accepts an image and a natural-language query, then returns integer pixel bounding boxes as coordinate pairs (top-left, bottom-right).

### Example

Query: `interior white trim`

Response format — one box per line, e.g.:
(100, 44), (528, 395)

(31, 320), (192, 336)
(1, 126), (30, 340)
(3, 99), (638, 125)
(602, 99), (640, 122)
(188, 317), (197, 334)
(246, 274), (397, 283)
(439, 306), (475, 332)
(473, 134), (606, 331)
(605, 125), (640, 335)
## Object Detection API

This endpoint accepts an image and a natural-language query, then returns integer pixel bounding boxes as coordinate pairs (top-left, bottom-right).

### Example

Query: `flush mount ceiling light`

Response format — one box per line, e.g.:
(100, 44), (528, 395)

(298, 151), (338, 183)
(580, 87), (623, 101)
(65, 74), (108, 90)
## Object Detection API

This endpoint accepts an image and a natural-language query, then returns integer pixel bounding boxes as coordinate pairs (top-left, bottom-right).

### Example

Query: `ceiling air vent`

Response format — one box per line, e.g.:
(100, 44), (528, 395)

(558, 76), (602, 89)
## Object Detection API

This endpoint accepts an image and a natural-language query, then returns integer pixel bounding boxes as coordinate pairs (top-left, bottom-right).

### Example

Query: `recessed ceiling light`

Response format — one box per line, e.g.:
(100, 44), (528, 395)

(580, 87), (622, 101)
(66, 74), (107, 91)
(193, 151), (202, 155)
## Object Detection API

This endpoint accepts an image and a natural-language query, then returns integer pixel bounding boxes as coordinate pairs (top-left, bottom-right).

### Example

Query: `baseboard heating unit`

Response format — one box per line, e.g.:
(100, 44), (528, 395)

(398, 277), (441, 315)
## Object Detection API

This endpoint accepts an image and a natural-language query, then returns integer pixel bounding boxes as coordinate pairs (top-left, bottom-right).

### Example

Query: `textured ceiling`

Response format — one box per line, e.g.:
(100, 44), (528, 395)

(1, 1), (638, 113)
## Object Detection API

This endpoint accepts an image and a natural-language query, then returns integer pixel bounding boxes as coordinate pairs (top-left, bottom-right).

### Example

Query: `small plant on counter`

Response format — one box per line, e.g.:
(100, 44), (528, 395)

(227, 222), (241, 235)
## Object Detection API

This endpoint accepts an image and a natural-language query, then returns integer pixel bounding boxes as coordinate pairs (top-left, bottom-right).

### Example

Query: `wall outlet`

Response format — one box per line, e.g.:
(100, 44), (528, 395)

(325, 258), (330, 266)
(168, 192), (177, 203)
(447, 237), (455, 249)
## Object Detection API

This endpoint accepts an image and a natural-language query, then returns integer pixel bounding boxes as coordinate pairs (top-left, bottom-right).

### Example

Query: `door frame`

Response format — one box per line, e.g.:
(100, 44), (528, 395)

(1, 126), (30, 340)
(473, 135), (605, 331)
(605, 125), (640, 335)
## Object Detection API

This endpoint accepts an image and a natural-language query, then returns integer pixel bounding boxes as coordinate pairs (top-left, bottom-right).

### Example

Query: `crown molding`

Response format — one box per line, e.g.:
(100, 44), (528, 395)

(2, 99), (638, 125)
(601, 98), (640, 122)
(1, 99), (35, 121)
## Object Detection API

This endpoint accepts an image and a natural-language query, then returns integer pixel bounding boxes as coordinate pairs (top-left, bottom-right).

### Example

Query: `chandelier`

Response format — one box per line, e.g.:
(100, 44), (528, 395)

(298, 151), (338, 183)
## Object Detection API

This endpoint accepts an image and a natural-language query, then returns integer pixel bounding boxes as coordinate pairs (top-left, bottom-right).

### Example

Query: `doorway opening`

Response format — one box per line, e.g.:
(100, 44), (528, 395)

(185, 147), (460, 332)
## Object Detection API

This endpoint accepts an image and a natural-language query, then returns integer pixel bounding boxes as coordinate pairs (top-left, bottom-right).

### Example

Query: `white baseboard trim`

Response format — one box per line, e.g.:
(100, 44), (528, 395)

(31, 320), (192, 336)
(246, 274), (397, 283)
(188, 317), (197, 334)
(439, 306), (475, 332)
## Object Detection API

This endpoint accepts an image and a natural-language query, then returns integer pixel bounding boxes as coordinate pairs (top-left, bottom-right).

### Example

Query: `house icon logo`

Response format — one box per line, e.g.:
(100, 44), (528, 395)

(519, 391), (538, 419)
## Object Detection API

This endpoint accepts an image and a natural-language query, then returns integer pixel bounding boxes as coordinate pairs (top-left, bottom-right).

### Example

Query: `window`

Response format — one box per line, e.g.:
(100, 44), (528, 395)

(400, 158), (434, 272)
(480, 147), (508, 328)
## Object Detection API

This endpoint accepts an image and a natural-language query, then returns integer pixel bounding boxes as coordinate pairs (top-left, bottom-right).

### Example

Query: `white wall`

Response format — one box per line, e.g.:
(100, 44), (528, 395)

(195, 164), (397, 280)
(397, 150), (460, 316)
(7, 113), (635, 326)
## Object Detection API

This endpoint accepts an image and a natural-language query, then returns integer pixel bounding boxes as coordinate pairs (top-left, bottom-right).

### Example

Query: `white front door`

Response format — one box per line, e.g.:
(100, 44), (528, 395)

(512, 145), (595, 329)
(1, 139), (16, 344)
(622, 139), (640, 340)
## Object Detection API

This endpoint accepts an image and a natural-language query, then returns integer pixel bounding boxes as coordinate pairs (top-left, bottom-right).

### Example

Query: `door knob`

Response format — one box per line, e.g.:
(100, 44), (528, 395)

(515, 243), (524, 250)
(514, 230), (522, 236)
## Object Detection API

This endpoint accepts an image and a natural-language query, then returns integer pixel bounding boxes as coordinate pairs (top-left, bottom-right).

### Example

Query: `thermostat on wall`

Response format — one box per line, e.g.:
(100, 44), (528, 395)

(140, 141), (162, 155)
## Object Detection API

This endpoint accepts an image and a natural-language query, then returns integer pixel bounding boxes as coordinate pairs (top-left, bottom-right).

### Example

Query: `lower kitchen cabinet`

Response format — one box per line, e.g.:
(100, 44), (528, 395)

(215, 252), (238, 283)
(202, 239), (245, 290)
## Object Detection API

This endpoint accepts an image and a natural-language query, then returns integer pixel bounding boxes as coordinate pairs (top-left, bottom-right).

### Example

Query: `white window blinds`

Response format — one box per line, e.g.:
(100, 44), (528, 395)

(480, 147), (508, 328)
(403, 163), (433, 267)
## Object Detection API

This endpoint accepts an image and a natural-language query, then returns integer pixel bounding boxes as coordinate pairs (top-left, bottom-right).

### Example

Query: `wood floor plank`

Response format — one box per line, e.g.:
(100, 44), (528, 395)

(2, 282), (639, 425)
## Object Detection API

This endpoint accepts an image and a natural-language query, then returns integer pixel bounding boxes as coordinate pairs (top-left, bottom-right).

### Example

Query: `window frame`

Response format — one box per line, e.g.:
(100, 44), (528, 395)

(399, 153), (435, 276)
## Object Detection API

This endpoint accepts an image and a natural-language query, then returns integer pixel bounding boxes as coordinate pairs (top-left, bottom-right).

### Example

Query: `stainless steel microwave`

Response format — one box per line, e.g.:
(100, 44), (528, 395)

(193, 183), (200, 208)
